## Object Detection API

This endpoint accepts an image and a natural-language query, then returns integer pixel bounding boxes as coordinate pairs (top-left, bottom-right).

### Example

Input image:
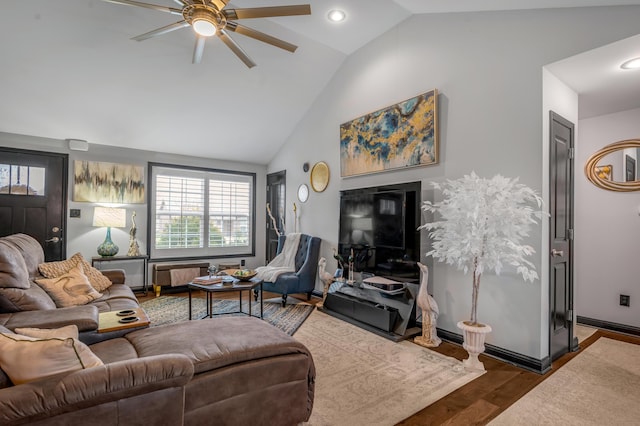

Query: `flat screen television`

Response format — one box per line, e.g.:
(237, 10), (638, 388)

(338, 181), (421, 280)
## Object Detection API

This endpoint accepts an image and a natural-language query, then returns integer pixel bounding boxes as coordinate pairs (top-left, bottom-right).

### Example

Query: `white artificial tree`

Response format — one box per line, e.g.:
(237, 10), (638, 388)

(420, 172), (544, 326)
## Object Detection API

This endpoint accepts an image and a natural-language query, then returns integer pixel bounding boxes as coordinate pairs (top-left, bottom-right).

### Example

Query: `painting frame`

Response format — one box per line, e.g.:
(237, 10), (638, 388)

(340, 89), (438, 178)
(595, 164), (612, 181)
(73, 160), (145, 204)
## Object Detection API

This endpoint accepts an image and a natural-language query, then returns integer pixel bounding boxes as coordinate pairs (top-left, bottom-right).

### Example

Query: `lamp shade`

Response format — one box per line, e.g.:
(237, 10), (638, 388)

(93, 207), (126, 257)
(93, 207), (126, 228)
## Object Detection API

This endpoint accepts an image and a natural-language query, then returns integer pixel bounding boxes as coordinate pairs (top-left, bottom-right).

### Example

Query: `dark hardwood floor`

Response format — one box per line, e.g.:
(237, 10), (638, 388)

(398, 328), (640, 425)
(138, 290), (639, 426)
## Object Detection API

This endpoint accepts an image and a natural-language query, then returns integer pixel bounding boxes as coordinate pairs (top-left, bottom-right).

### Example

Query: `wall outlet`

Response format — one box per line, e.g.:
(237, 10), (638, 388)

(69, 209), (81, 218)
(241, 259), (245, 267)
(620, 294), (630, 307)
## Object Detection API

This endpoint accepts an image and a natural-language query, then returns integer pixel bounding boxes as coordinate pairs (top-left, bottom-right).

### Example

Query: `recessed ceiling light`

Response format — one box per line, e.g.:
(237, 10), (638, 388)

(620, 57), (640, 70)
(327, 9), (346, 23)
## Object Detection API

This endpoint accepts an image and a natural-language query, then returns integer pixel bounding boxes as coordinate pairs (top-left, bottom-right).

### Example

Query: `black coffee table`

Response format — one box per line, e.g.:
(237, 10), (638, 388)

(188, 278), (263, 320)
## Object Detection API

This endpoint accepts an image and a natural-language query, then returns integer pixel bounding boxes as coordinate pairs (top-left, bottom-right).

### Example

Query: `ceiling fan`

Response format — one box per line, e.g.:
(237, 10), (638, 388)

(101, 0), (311, 67)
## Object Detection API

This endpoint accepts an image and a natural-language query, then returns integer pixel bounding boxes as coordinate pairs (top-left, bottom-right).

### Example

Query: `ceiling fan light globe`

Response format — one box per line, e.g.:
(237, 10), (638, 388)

(193, 19), (216, 37)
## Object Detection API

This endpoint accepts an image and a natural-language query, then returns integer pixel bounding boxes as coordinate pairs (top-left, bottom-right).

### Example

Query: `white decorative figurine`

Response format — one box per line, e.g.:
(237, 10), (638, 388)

(414, 262), (441, 348)
(127, 211), (141, 256)
(317, 257), (334, 308)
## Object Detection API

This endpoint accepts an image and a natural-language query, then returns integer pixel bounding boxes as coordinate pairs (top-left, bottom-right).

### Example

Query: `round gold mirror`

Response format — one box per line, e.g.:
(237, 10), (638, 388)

(585, 139), (640, 192)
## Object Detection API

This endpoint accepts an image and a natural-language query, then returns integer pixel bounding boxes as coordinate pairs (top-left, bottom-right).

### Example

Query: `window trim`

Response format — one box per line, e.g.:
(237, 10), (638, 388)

(147, 162), (256, 262)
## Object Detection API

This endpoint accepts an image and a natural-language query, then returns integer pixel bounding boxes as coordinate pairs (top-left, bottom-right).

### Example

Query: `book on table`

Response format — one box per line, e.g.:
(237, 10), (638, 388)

(192, 276), (223, 285)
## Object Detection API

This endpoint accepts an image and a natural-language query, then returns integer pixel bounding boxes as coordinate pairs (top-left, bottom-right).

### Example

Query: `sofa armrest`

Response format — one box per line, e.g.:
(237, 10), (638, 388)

(100, 269), (126, 285)
(0, 305), (99, 332)
(0, 354), (194, 425)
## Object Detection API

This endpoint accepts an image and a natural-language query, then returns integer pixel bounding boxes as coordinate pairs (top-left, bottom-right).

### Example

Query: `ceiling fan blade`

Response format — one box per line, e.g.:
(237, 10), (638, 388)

(218, 29), (256, 68)
(224, 5), (311, 20)
(132, 20), (189, 41)
(100, 0), (182, 15)
(225, 22), (297, 53)
(192, 36), (206, 64)
(210, 0), (228, 11)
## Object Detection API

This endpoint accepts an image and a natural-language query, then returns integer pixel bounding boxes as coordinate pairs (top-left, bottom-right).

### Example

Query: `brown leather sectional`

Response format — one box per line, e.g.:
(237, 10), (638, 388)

(0, 234), (315, 425)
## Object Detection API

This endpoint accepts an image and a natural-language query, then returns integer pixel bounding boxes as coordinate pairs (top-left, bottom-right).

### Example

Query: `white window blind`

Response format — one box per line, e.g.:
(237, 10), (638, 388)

(150, 164), (255, 259)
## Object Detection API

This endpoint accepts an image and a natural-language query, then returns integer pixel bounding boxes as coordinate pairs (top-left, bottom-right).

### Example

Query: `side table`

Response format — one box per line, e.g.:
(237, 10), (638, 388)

(188, 278), (263, 320)
(92, 255), (149, 295)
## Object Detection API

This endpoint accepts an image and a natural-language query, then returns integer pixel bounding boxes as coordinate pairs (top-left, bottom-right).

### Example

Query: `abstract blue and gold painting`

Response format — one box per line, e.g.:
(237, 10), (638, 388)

(340, 89), (438, 177)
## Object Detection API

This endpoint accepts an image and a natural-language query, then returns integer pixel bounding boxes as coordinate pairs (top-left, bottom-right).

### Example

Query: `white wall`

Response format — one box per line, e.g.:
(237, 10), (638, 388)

(576, 107), (640, 327)
(0, 131), (267, 286)
(268, 7), (640, 359)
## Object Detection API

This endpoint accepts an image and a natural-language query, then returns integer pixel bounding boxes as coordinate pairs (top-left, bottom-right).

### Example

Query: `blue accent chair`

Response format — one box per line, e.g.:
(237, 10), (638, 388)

(256, 234), (321, 307)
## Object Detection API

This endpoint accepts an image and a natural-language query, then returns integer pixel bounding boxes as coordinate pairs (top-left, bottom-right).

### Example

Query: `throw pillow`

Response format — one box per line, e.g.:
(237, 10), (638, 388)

(38, 252), (112, 292)
(0, 332), (103, 385)
(35, 264), (103, 308)
(15, 324), (79, 340)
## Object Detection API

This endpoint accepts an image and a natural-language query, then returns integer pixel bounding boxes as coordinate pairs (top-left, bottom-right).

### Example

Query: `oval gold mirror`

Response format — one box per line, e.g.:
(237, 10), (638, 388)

(585, 139), (640, 192)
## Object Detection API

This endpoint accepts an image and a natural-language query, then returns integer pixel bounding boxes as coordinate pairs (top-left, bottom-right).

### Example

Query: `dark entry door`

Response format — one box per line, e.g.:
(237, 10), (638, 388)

(0, 148), (67, 261)
(549, 111), (577, 360)
(265, 171), (285, 263)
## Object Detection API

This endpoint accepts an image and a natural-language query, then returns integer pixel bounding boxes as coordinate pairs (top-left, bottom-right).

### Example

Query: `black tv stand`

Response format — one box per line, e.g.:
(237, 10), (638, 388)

(321, 281), (420, 342)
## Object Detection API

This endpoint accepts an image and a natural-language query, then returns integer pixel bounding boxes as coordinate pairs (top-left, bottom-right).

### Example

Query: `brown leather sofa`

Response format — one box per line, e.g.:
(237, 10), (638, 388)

(0, 234), (142, 344)
(0, 316), (316, 426)
(0, 234), (316, 425)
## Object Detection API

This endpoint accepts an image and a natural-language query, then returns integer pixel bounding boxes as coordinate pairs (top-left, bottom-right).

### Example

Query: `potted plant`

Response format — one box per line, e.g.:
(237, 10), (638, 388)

(419, 172), (543, 370)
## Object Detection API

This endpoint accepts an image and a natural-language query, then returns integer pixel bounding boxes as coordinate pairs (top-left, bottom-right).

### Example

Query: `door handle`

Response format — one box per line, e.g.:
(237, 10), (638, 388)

(45, 237), (60, 243)
(551, 249), (564, 257)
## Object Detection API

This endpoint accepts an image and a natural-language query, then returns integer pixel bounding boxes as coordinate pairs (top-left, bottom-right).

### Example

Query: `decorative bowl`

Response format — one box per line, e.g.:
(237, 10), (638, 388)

(231, 269), (257, 281)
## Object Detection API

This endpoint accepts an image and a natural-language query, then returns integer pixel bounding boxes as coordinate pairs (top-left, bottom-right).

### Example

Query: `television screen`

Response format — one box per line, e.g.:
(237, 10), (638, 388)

(338, 182), (420, 278)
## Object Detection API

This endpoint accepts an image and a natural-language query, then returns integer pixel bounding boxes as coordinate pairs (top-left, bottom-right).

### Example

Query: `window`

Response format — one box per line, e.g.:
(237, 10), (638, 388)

(149, 163), (255, 260)
(0, 164), (45, 196)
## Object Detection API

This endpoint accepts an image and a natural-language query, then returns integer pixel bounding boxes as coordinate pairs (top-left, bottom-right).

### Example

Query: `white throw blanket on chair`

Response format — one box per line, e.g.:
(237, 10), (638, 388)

(255, 233), (302, 282)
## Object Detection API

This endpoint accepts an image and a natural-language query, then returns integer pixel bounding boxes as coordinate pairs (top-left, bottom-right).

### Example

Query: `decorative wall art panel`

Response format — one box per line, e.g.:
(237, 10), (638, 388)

(340, 89), (438, 177)
(73, 161), (145, 203)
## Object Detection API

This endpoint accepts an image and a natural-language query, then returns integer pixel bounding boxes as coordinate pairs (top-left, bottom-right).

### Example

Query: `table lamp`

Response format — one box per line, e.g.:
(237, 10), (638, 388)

(93, 207), (126, 257)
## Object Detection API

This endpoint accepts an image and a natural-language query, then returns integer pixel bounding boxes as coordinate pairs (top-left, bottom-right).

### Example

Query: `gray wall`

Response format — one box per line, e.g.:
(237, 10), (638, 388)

(0, 131), (267, 286)
(268, 7), (640, 359)
(575, 107), (640, 327)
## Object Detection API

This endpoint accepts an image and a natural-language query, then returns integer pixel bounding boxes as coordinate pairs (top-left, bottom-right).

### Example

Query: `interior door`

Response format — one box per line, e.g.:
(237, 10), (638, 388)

(549, 111), (577, 361)
(265, 170), (285, 263)
(0, 147), (67, 261)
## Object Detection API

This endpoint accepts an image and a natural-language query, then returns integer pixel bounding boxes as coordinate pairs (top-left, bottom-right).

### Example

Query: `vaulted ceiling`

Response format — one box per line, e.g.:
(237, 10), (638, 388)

(1, 1), (639, 163)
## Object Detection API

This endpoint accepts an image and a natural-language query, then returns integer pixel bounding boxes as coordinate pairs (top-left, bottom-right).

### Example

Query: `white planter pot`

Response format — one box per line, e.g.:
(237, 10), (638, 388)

(457, 321), (492, 371)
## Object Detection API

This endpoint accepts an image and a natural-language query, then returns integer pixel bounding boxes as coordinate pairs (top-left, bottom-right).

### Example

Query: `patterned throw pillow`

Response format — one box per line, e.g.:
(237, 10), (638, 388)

(36, 264), (103, 308)
(38, 253), (112, 292)
(0, 331), (103, 385)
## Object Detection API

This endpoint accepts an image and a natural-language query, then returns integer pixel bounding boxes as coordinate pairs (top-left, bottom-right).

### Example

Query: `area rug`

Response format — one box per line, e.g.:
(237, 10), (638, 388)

(294, 310), (486, 426)
(489, 337), (640, 425)
(140, 296), (315, 335)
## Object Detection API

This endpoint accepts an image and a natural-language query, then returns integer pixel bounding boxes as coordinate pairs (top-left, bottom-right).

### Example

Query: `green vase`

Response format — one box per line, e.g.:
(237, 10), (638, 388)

(97, 227), (119, 257)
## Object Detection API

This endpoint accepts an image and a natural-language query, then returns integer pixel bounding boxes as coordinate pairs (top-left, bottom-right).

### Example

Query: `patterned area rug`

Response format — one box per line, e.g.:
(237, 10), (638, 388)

(295, 310), (486, 425)
(489, 337), (640, 425)
(140, 296), (315, 335)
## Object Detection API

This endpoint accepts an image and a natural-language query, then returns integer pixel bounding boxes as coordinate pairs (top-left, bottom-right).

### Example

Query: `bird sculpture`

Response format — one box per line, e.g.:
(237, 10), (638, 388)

(414, 262), (441, 348)
(127, 211), (141, 256)
(317, 257), (334, 308)
(332, 247), (345, 272)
